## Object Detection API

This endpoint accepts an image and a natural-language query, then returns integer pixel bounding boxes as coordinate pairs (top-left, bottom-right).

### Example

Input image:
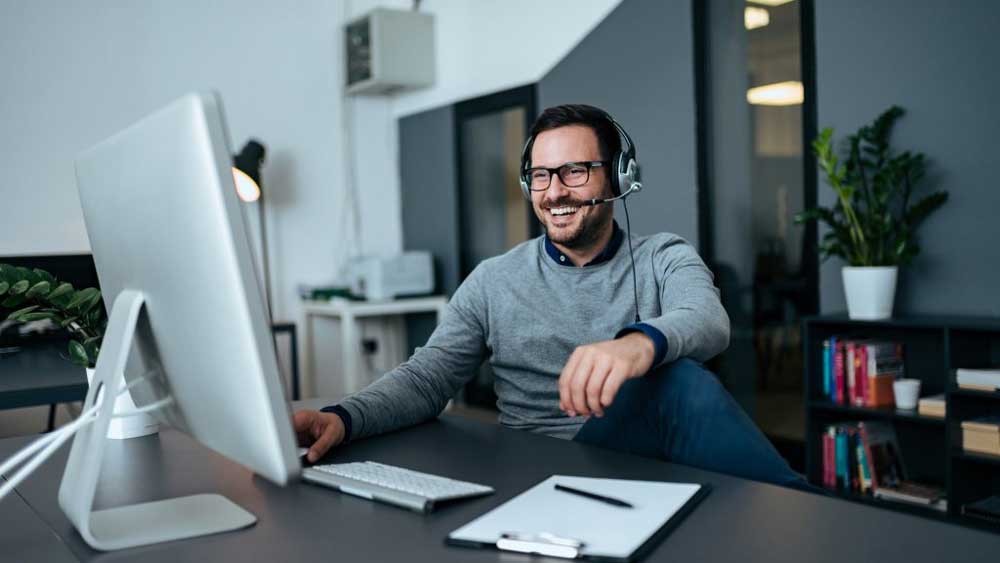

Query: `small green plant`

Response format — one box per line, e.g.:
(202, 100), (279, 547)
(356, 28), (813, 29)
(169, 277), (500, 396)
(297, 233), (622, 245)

(0, 263), (105, 367)
(796, 106), (949, 266)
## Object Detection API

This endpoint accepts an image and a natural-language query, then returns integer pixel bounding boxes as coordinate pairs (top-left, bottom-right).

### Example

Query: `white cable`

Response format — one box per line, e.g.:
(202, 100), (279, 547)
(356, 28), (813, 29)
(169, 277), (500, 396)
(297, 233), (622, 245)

(0, 372), (168, 502)
(111, 396), (174, 418)
(0, 400), (102, 501)
(0, 401), (102, 482)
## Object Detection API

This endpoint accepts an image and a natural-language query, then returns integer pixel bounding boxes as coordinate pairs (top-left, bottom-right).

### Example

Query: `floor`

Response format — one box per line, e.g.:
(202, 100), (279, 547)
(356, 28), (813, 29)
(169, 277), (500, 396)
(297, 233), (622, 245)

(0, 403), (77, 439)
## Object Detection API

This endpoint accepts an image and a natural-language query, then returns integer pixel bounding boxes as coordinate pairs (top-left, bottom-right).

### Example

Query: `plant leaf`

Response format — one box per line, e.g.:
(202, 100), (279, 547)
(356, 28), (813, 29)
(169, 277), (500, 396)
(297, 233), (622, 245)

(46, 282), (74, 302)
(15, 267), (39, 286)
(66, 287), (99, 311)
(25, 281), (51, 299)
(33, 268), (56, 285)
(0, 281), (8, 295)
(2, 294), (25, 308)
(20, 312), (55, 322)
(9, 280), (30, 295)
(7, 304), (40, 320)
(68, 340), (90, 367)
(82, 290), (104, 314)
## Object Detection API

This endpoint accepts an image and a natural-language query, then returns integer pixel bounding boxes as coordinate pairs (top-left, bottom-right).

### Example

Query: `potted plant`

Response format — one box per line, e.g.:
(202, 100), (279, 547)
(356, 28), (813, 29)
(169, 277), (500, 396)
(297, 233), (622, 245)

(0, 264), (105, 366)
(1, 263), (158, 438)
(796, 106), (949, 320)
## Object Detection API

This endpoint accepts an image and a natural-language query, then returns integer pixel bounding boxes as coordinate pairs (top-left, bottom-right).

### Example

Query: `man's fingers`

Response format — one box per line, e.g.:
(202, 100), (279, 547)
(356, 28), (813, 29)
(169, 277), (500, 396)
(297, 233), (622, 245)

(600, 367), (628, 408)
(586, 359), (612, 417)
(292, 410), (318, 445)
(308, 419), (340, 463)
(558, 349), (582, 412)
(569, 355), (595, 416)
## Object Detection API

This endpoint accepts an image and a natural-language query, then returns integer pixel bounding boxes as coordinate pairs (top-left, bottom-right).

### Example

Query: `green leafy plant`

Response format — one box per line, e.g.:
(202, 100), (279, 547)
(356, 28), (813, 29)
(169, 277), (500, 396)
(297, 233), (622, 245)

(0, 263), (106, 367)
(795, 106), (949, 266)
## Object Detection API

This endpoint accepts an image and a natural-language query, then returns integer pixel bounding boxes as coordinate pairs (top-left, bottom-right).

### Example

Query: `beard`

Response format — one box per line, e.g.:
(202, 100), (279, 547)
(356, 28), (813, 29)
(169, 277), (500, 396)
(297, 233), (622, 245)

(536, 197), (614, 249)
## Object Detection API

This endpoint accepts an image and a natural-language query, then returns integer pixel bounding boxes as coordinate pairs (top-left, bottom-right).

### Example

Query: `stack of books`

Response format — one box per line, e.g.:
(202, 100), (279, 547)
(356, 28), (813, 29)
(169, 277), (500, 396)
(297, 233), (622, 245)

(821, 338), (904, 407)
(963, 495), (1000, 527)
(820, 420), (946, 511)
(956, 368), (1000, 391)
(874, 482), (947, 512)
(961, 416), (1000, 456)
(917, 394), (946, 418)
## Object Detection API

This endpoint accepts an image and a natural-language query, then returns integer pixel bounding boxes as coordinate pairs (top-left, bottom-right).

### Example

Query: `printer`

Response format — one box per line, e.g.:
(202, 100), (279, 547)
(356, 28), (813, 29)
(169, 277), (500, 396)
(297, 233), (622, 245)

(348, 251), (435, 301)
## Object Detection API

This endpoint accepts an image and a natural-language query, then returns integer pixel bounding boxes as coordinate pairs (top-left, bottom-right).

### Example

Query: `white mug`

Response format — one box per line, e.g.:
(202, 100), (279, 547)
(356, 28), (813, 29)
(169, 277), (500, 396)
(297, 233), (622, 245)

(893, 378), (921, 410)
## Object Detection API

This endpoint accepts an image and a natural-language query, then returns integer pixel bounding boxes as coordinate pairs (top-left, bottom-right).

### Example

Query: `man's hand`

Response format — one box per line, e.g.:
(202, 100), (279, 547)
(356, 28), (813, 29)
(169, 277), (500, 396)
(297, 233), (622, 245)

(293, 410), (346, 463)
(558, 333), (656, 418)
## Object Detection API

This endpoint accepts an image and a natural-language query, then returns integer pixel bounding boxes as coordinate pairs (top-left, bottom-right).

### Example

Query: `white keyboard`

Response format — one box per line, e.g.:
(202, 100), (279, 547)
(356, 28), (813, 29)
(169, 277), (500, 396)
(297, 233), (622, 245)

(302, 461), (494, 513)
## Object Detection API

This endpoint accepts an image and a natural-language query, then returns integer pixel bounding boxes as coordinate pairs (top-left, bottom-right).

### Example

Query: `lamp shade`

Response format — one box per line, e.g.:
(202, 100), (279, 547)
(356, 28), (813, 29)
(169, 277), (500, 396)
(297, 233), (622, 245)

(232, 140), (266, 202)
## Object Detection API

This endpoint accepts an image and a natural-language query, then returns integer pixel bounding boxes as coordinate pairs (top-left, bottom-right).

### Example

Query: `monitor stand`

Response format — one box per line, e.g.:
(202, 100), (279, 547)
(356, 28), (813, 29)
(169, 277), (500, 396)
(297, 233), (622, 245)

(58, 289), (257, 551)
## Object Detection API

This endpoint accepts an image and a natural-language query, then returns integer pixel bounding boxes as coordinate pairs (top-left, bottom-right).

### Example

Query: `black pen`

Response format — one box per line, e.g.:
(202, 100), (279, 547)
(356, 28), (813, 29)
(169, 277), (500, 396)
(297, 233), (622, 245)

(554, 484), (634, 508)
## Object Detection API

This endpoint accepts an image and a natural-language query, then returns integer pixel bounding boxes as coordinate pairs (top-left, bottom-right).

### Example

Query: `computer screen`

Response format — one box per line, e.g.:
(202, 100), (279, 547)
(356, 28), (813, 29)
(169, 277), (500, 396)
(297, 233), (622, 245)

(60, 92), (299, 550)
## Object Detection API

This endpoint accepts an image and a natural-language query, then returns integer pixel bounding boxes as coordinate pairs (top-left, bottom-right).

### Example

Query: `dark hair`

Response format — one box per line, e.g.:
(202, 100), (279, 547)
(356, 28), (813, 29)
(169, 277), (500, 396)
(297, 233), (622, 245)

(526, 104), (621, 167)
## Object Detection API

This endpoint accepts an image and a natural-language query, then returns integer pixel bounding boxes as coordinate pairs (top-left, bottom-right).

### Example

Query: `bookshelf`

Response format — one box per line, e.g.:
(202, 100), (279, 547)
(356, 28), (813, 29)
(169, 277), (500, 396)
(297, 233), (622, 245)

(804, 314), (1000, 532)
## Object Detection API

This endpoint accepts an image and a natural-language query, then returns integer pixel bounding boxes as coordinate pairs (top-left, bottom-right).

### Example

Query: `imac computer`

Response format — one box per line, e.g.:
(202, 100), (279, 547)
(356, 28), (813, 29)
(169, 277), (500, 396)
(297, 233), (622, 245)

(61, 93), (300, 550)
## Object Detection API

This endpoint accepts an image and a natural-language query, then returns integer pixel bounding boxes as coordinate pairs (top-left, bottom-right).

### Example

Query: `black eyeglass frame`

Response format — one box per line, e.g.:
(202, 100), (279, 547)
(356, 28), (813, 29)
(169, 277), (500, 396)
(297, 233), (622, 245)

(523, 160), (610, 191)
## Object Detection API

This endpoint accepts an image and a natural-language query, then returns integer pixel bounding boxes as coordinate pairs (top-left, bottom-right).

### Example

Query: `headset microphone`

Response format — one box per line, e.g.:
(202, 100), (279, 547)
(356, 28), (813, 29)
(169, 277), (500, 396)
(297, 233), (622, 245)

(578, 182), (643, 207)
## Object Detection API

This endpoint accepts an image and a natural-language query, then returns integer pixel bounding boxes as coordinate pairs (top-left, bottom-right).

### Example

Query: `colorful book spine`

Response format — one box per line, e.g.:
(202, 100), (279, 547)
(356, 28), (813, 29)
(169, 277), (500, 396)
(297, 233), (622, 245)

(822, 428), (833, 488)
(836, 428), (848, 489)
(834, 340), (845, 405)
(858, 344), (869, 407)
(823, 339), (831, 398)
(846, 342), (857, 406)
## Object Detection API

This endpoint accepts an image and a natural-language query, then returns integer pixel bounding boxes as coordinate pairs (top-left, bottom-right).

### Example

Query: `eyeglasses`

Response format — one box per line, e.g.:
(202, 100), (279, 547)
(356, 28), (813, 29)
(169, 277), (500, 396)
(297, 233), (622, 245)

(524, 161), (609, 191)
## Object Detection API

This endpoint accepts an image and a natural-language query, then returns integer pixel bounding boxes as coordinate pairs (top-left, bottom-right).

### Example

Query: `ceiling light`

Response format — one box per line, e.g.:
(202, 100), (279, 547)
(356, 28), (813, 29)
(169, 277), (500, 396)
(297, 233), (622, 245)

(747, 0), (795, 6)
(745, 7), (769, 30)
(747, 81), (804, 106)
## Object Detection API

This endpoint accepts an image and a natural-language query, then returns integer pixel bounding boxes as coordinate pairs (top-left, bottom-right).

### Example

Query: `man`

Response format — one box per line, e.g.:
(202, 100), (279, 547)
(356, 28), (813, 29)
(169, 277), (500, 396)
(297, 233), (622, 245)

(294, 104), (804, 489)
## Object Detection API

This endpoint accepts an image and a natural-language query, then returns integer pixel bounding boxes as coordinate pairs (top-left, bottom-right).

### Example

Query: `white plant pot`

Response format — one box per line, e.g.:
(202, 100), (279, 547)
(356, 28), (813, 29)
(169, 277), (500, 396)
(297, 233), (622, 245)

(85, 367), (160, 439)
(842, 266), (898, 320)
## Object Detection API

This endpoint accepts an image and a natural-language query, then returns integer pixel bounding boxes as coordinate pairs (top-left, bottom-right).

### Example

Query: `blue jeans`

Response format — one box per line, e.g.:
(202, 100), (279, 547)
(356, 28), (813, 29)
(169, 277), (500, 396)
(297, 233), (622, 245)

(573, 358), (808, 490)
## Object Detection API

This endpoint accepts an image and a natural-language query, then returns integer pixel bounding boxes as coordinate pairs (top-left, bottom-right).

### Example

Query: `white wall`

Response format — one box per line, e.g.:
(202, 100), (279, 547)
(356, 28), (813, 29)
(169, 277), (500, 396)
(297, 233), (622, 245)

(0, 0), (619, 322)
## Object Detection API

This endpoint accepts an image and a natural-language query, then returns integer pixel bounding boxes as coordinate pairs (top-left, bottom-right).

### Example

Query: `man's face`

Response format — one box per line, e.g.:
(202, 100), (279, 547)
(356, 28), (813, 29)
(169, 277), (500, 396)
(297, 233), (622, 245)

(529, 125), (614, 249)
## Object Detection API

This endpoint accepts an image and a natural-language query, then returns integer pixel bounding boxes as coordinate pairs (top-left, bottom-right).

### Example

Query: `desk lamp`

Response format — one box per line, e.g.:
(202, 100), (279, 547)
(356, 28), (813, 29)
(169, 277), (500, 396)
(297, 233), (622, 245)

(232, 140), (272, 320)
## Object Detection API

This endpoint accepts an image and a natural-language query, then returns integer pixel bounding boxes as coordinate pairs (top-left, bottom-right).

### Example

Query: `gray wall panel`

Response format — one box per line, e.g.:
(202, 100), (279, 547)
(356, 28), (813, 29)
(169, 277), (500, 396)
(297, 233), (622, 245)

(815, 1), (1000, 316)
(399, 106), (460, 354)
(538, 0), (700, 244)
(399, 107), (461, 295)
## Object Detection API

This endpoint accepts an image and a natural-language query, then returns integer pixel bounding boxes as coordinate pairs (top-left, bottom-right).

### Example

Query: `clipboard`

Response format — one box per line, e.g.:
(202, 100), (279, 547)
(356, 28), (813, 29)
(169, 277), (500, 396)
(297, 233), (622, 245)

(446, 475), (710, 562)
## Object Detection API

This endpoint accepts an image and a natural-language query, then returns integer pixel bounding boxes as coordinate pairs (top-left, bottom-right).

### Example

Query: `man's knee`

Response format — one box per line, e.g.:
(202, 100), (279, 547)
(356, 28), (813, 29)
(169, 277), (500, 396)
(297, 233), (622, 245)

(649, 358), (728, 419)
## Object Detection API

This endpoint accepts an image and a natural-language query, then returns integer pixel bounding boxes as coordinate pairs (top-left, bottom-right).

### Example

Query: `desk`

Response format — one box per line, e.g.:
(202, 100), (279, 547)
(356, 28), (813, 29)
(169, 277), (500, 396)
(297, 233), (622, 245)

(0, 341), (88, 431)
(3, 406), (1000, 562)
(298, 296), (448, 397)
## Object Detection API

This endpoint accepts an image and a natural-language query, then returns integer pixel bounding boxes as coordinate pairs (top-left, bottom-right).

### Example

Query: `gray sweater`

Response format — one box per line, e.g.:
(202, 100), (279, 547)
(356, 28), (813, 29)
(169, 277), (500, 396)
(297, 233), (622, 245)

(339, 231), (730, 441)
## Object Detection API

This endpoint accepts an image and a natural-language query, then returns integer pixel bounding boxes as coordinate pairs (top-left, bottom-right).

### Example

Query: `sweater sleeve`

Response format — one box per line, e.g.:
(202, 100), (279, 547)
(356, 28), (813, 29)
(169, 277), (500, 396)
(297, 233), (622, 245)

(336, 264), (490, 441)
(637, 236), (730, 365)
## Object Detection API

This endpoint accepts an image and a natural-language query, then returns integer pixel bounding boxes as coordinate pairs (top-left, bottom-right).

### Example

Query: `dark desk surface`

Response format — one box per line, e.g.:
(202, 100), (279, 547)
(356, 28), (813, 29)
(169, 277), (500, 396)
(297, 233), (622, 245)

(3, 413), (1000, 562)
(0, 341), (88, 409)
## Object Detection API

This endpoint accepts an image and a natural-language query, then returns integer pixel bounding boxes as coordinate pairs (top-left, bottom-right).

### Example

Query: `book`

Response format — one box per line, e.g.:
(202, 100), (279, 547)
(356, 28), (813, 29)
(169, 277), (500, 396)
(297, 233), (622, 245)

(847, 342), (857, 406)
(963, 495), (1000, 526)
(917, 394), (946, 418)
(857, 421), (906, 491)
(956, 368), (1000, 389)
(861, 340), (904, 407)
(961, 416), (1000, 455)
(822, 338), (831, 398)
(874, 482), (947, 512)
(833, 340), (845, 405)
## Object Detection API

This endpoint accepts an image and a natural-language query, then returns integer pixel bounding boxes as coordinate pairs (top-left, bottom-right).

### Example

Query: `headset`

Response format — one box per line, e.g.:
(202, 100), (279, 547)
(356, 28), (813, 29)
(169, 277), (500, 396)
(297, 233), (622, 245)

(519, 110), (645, 323)
(519, 111), (643, 204)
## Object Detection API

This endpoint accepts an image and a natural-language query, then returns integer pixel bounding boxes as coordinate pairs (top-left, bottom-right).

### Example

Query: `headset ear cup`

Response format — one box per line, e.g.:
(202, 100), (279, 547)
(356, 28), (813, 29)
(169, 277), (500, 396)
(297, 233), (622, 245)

(616, 151), (630, 196)
(520, 176), (531, 200)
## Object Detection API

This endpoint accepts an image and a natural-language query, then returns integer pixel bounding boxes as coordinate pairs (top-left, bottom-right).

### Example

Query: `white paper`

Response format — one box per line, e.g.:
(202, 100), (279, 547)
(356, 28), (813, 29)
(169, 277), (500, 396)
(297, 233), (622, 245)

(448, 475), (701, 559)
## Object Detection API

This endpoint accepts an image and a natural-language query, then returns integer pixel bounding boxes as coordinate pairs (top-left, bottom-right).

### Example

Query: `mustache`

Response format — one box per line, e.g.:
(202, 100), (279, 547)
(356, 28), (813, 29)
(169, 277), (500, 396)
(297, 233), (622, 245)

(540, 198), (585, 209)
